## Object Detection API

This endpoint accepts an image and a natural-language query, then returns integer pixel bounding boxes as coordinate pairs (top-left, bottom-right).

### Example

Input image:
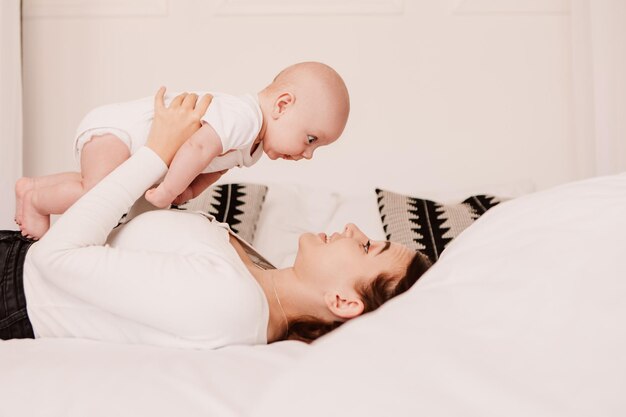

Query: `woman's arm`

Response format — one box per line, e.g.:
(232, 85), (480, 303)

(27, 89), (214, 331)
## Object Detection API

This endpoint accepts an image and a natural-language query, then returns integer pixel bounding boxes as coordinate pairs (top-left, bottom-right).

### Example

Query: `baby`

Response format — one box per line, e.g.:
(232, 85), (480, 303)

(15, 62), (350, 239)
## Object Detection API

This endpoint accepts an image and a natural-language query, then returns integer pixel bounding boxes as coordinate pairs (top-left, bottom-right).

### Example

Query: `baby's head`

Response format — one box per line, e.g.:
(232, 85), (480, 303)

(259, 62), (350, 161)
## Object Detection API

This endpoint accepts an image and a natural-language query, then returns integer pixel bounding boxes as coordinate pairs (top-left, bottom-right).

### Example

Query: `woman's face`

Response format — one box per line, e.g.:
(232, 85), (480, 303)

(293, 223), (415, 295)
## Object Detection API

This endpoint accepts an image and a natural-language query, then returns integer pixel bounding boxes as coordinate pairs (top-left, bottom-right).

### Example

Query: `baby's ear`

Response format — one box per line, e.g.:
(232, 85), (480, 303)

(272, 92), (295, 118)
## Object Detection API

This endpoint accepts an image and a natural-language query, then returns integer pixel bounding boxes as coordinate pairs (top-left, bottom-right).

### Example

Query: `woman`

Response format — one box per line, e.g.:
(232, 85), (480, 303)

(0, 89), (431, 347)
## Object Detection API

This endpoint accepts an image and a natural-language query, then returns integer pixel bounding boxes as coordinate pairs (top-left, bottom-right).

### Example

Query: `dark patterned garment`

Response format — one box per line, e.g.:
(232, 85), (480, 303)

(0, 231), (35, 340)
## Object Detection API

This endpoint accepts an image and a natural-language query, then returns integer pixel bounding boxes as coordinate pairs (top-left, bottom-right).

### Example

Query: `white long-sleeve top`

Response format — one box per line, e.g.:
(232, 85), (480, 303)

(23, 147), (269, 349)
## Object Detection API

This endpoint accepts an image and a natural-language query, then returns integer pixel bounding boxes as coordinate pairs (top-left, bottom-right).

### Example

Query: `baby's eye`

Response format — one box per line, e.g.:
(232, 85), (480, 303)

(307, 135), (318, 144)
(363, 240), (371, 254)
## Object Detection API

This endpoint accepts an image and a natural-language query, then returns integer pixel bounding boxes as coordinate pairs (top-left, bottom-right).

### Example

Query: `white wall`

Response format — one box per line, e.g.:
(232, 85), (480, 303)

(0, 0), (23, 229)
(21, 0), (580, 197)
(587, 0), (626, 176)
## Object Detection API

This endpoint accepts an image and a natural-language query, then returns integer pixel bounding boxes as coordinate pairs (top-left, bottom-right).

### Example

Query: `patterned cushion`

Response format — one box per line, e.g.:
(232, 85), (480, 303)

(376, 188), (505, 262)
(174, 183), (268, 243)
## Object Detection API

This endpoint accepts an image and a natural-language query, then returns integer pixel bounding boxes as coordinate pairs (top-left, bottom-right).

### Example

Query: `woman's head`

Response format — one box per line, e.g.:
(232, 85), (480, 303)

(288, 224), (432, 342)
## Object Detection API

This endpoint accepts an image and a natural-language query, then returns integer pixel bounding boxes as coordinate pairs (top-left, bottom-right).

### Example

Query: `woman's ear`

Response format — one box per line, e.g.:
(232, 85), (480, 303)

(271, 92), (295, 119)
(324, 291), (364, 320)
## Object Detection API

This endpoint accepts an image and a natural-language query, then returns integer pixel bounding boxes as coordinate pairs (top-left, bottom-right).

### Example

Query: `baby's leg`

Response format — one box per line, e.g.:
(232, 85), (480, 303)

(15, 172), (81, 225)
(19, 134), (130, 239)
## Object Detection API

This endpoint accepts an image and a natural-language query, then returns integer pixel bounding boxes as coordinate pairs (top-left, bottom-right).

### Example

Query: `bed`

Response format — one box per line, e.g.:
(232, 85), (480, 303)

(1, 173), (625, 417)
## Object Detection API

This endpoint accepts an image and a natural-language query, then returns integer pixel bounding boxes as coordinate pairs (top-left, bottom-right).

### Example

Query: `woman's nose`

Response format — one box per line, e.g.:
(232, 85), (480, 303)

(344, 223), (357, 237)
(345, 223), (368, 241)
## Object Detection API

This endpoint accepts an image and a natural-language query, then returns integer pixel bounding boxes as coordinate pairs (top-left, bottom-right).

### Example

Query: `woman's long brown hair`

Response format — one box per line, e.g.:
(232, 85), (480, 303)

(286, 250), (432, 343)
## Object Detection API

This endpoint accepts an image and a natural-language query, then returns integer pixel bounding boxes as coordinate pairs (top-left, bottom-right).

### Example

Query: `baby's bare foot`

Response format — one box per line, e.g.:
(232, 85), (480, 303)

(15, 177), (35, 225)
(19, 189), (50, 240)
(145, 187), (174, 209)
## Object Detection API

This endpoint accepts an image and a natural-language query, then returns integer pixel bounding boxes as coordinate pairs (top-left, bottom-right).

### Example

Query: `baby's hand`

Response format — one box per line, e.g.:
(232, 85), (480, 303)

(146, 87), (213, 165)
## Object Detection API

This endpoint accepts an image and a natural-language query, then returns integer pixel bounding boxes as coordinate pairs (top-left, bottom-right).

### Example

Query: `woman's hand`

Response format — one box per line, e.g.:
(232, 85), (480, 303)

(146, 87), (213, 165)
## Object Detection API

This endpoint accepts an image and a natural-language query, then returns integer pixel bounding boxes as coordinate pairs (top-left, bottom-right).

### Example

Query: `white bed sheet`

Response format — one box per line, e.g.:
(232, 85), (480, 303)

(0, 338), (308, 417)
(252, 173), (626, 417)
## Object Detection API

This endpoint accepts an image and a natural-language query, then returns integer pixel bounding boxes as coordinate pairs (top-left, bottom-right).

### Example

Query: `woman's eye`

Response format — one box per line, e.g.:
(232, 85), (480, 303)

(363, 240), (371, 254)
(307, 135), (318, 144)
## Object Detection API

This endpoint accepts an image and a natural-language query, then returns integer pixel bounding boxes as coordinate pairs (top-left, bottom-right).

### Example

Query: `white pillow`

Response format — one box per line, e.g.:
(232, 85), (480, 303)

(324, 191), (386, 241)
(272, 191), (388, 268)
(253, 184), (339, 267)
(252, 173), (626, 417)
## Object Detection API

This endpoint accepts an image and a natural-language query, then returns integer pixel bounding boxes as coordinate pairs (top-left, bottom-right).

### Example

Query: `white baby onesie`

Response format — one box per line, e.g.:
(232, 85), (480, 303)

(74, 92), (264, 172)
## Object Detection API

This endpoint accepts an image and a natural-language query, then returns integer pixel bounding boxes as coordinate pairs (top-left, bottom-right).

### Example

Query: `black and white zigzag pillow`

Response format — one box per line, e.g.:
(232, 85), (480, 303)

(174, 183), (268, 243)
(376, 188), (505, 262)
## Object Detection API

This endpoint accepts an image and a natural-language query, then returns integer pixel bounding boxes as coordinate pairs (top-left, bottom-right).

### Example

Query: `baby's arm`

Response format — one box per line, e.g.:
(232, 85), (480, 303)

(145, 123), (223, 208)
